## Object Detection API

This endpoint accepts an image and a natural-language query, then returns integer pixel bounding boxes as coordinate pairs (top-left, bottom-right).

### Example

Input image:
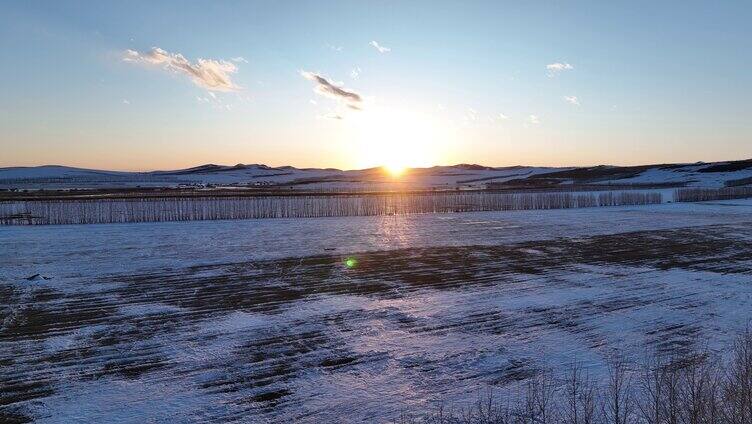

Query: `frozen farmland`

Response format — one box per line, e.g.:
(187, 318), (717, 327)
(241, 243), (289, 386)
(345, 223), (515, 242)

(2, 199), (752, 422)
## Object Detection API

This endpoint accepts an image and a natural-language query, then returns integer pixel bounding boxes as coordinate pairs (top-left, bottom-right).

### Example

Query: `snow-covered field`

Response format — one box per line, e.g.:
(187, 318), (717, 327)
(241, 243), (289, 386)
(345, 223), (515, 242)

(2, 200), (752, 422)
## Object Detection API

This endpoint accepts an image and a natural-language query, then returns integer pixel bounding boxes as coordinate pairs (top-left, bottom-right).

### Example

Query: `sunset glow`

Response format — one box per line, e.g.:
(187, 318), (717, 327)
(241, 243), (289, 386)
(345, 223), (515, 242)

(348, 106), (449, 172)
(383, 164), (407, 177)
(1, 1), (749, 172)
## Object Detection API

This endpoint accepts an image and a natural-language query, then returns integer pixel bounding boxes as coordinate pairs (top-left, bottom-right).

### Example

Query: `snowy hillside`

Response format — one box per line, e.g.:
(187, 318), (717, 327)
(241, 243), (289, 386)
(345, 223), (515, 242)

(489, 159), (752, 189)
(0, 163), (566, 190)
(1, 159), (751, 190)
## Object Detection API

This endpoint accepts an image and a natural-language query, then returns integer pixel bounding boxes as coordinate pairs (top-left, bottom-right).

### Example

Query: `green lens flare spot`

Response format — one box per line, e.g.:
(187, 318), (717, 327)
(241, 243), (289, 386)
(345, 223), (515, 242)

(344, 257), (357, 268)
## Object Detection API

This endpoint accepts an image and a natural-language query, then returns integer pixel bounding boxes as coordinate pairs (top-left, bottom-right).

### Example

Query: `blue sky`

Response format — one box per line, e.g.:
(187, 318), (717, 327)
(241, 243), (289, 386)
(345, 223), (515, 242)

(1, 0), (750, 170)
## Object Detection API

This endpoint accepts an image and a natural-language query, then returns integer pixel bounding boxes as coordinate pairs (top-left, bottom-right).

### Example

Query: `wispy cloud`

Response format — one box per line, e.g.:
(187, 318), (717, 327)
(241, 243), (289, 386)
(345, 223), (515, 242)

(564, 95), (580, 106)
(122, 99), (130, 105)
(369, 40), (391, 53)
(300, 71), (363, 110)
(319, 112), (344, 120)
(231, 56), (248, 63)
(124, 47), (240, 91)
(196, 92), (233, 111)
(327, 44), (343, 52)
(350, 66), (361, 80)
(546, 62), (573, 76)
(498, 113), (509, 120)
(528, 114), (541, 125)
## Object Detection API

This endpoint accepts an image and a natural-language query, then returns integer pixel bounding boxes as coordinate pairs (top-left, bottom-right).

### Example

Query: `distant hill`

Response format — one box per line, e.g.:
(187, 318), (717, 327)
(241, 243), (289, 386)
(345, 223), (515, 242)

(1, 159), (751, 190)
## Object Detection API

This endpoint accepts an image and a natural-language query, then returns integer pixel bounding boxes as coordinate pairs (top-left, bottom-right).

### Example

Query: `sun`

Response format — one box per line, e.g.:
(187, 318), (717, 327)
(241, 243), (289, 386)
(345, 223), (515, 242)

(347, 105), (449, 174)
(383, 163), (407, 177)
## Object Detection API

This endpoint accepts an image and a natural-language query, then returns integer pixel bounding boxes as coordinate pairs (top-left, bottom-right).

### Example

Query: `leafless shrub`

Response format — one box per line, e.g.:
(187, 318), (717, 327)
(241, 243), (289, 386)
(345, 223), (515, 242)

(720, 328), (752, 424)
(514, 370), (559, 424)
(394, 391), (515, 424)
(397, 331), (752, 424)
(602, 356), (635, 424)
(636, 351), (669, 424)
(563, 362), (598, 424)
(636, 348), (724, 424)
(678, 353), (722, 424)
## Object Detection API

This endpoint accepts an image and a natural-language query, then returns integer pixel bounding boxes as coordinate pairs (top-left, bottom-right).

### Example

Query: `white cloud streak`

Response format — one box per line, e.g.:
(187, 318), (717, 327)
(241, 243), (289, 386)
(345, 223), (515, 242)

(564, 95), (580, 105)
(369, 40), (391, 53)
(546, 62), (574, 77)
(300, 71), (363, 110)
(124, 47), (240, 92)
(528, 114), (541, 125)
(547, 62), (574, 71)
(231, 56), (249, 63)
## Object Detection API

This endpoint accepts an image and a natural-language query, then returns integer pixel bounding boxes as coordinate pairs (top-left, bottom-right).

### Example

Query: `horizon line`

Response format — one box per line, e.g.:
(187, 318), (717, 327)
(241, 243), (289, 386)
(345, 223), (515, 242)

(2, 157), (751, 174)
